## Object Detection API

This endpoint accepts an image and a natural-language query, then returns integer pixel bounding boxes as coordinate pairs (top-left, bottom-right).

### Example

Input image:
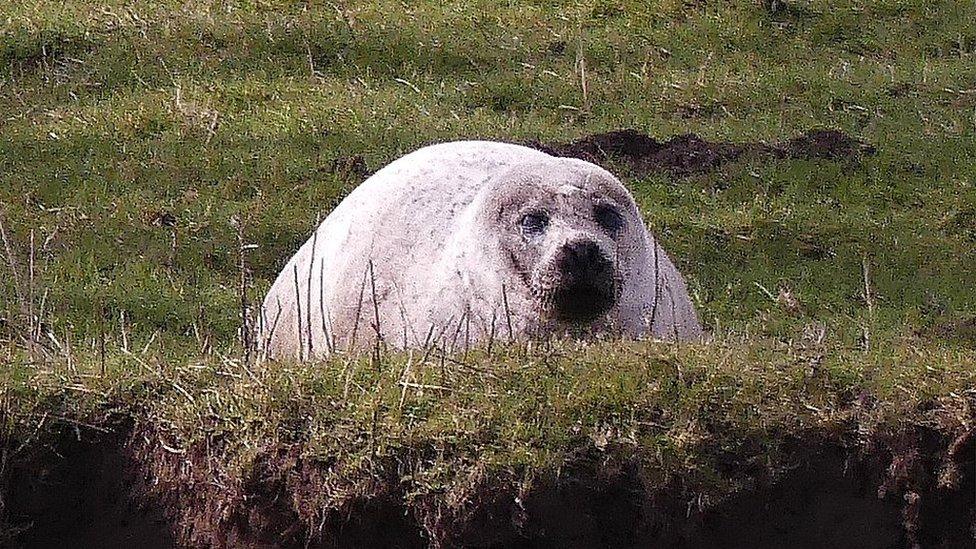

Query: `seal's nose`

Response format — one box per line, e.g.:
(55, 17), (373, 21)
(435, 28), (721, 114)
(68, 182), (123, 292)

(557, 240), (611, 281)
(550, 239), (616, 322)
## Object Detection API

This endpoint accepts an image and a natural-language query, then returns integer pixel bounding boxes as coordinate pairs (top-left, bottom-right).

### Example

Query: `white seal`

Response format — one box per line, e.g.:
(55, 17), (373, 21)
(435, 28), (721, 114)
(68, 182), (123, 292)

(260, 141), (702, 360)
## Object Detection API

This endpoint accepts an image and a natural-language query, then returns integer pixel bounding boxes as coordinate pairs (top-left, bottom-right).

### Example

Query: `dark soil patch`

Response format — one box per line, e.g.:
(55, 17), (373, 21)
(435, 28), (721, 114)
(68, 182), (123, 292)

(528, 128), (876, 176)
(692, 447), (904, 549)
(2, 423), (174, 549)
(781, 129), (877, 160)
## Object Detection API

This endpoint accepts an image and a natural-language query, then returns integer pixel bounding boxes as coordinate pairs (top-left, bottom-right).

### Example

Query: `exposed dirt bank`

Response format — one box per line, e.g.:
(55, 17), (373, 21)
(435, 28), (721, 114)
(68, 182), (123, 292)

(2, 423), (173, 549)
(3, 422), (970, 548)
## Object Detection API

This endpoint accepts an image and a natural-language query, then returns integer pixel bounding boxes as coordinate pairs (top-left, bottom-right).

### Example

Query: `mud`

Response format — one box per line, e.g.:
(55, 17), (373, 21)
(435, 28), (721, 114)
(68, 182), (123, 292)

(3, 421), (971, 548)
(529, 128), (875, 176)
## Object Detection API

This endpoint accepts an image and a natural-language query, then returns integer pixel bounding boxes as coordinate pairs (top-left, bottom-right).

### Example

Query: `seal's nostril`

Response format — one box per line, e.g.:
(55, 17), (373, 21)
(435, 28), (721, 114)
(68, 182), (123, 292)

(559, 240), (607, 277)
(583, 242), (602, 263)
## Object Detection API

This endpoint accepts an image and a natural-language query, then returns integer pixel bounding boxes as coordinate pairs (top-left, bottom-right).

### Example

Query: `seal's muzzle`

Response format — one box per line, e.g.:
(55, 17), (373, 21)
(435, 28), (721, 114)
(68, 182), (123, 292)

(552, 239), (616, 322)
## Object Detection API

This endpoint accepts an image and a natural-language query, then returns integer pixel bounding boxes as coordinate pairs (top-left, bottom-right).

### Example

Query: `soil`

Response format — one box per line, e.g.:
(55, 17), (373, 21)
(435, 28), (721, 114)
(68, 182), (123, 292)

(2, 423), (173, 549)
(528, 128), (876, 176)
(2, 422), (971, 548)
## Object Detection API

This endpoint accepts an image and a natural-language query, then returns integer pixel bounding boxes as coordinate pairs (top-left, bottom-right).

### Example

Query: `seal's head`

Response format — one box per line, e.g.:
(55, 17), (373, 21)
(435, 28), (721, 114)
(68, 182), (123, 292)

(479, 160), (644, 324)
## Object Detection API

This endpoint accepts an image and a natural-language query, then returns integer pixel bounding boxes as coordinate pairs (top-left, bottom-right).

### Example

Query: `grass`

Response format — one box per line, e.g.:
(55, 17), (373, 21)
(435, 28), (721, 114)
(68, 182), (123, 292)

(1, 0), (974, 543)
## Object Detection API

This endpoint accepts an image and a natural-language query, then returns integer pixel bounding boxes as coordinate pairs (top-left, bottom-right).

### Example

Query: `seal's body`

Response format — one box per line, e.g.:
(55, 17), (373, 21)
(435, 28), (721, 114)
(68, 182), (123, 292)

(260, 141), (702, 360)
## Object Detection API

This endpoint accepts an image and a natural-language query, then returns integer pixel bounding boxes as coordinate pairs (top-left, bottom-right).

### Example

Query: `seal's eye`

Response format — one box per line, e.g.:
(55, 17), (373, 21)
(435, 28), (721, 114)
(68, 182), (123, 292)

(594, 204), (624, 234)
(520, 211), (549, 238)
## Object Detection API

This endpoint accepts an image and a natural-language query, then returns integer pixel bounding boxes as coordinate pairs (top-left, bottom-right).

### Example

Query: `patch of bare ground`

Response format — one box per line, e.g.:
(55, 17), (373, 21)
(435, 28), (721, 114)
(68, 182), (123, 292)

(3, 418), (971, 548)
(527, 129), (876, 176)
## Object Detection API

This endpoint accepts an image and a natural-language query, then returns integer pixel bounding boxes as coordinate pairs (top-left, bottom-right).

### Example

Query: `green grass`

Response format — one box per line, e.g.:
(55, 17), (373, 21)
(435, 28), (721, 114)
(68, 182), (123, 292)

(1, 0), (974, 538)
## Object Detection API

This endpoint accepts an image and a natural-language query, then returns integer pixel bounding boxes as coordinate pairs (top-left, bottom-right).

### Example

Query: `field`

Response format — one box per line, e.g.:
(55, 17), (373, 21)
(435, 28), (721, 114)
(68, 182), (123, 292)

(1, 0), (974, 546)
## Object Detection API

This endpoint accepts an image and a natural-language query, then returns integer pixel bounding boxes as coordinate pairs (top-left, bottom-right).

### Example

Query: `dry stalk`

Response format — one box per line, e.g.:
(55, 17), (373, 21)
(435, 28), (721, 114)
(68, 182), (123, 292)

(256, 302), (266, 361)
(431, 349), (499, 379)
(98, 302), (106, 377)
(349, 262), (369, 351)
(341, 356), (357, 400)
(120, 310), (130, 353)
(432, 318), (456, 383)
(140, 330), (159, 355)
(419, 324), (437, 365)
(169, 224), (178, 269)
(649, 239), (662, 332)
(862, 254), (875, 352)
(368, 259), (382, 369)
(502, 284), (514, 340)
(486, 310), (497, 356)
(291, 264), (304, 362)
(397, 350), (414, 413)
(397, 380), (450, 391)
(233, 216), (255, 366)
(304, 41), (321, 79)
(438, 344), (446, 384)
(36, 287), (49, 343)
(319, 257), (334, 354)
(448, 308), (467, 355)
(463, 307), (471, 362)
(0, 211), (28, 322)
(576, 32), (589, 111)
(260, 298), (283, 363)
(28, 229), (36, 361)
(305, 227), (319, 358)
(368, 397), (379, 459)
(391, 280), (412, 349)
(196, 306), (211, 354)
(862, 254), (875, 315)
(64, 327), (75, 374)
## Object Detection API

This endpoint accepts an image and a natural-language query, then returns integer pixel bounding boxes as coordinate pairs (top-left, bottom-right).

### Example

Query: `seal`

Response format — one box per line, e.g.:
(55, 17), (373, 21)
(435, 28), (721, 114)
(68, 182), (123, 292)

(259, 141), (702, 360)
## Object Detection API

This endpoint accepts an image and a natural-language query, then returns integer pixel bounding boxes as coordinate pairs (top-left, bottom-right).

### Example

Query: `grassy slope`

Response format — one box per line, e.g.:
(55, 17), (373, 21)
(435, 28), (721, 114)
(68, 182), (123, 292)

(1, 0), (975, 542)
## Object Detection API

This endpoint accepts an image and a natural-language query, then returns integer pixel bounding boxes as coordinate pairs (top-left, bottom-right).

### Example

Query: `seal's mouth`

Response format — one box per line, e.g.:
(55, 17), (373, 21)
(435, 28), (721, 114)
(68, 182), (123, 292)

(533, 239), (618, 323)
(551, 282), (616, 322)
